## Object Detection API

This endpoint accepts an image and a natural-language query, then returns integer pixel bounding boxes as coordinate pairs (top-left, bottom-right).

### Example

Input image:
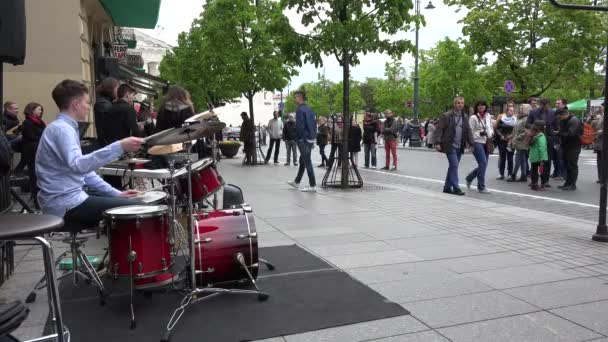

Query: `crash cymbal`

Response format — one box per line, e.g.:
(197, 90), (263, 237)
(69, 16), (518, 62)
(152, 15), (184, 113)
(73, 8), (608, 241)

(148, 143), (184, 156)
(145, 121), (226, 146)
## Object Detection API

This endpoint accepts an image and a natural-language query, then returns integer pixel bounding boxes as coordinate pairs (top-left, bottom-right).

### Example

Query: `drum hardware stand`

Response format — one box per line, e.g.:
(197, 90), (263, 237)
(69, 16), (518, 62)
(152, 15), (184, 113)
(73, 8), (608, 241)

(161, 158), (269, 342)
(128, 236), (137, 329)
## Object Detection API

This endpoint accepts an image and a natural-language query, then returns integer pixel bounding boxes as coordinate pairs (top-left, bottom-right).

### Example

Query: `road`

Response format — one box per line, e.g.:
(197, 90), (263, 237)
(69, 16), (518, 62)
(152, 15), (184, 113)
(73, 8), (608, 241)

(298, 145), (604, 222)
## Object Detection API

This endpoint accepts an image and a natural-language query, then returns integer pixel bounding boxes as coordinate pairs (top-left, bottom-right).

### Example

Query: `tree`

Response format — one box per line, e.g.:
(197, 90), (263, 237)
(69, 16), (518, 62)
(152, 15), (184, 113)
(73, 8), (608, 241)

(358, 77), (383, 113)
(375, 60), (412, 116)
(445, 0), (605, 99)
(283, 0), (418, 186)
(418, 38), (490, 116)
(161, 0), (299, 163)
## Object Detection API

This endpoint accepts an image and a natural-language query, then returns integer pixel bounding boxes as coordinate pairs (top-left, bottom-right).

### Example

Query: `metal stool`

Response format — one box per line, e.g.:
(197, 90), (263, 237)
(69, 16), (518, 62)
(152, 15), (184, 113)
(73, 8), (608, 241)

(0, 214), (69, 342)
(26, 223), (105, 305)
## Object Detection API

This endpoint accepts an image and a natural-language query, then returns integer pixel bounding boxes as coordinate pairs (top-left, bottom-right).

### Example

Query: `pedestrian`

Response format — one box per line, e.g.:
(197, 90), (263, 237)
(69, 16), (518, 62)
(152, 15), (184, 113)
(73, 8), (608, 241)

(592, 106), (604, 183)
(288, 91), (317, 192)
(316, 116), (330, 167)
(495, 105), (517, 180)
(434, 96), (475, 196)
(349, 116), (362, 166)
(265, 111), (283, 164)
(362, 112), (379, 168)
(283, 113), (298, 166)
(401, 119), (412, 147)
(328, 114), (343, 168)
(527, 98), (558, 187)
(239, 112), (254, 165)
(156, 85), (195, 131)
(381, 109), (399, 170)
(508, 104), (531, 182)
(425, 119), (436, 148)
(465, 100), (493, 193)
(552, 98), (568, 180)
(529, 120), (549, 191)
(556, 108), (582, 190)
(22, 102), (46, 208)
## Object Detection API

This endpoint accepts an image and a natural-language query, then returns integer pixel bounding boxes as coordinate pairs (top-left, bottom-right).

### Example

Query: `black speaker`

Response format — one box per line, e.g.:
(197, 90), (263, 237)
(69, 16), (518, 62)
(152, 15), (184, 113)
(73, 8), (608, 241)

(0, 0), (26, 65)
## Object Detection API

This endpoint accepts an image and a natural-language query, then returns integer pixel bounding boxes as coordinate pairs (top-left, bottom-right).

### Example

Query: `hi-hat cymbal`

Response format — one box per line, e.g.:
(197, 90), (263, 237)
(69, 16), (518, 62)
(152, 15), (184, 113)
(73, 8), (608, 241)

(148, 143), (184, 156)
(113, 158), (151, 165)
(145, 121), (226, 146)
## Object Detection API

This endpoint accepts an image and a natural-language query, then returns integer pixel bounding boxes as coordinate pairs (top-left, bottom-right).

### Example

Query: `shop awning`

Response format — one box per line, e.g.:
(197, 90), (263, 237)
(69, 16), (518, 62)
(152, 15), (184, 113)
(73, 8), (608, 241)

(100, 0), (162, 29)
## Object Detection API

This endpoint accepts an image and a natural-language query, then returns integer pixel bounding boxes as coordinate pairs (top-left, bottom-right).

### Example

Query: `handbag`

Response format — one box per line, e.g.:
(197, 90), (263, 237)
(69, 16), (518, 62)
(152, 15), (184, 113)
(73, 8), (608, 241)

(477, 114), (494, 154)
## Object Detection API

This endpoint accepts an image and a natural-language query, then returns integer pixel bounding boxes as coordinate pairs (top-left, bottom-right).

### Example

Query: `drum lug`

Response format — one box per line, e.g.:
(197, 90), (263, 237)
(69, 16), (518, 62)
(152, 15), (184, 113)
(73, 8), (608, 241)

(241, 204), (252, 213)
(136, 217), (141, 229)
(138, 262), (143, 274)
(195, 268), (214, 275)
(237, 232), (257, 240)
(161, 258), (167, 270)
(128, 251), (137, 263)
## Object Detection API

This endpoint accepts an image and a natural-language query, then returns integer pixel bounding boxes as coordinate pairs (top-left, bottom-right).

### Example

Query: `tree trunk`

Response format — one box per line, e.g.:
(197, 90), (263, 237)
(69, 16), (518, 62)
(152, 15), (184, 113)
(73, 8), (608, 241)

(247, 90), (257, 164)
(341, 50), (350, 188)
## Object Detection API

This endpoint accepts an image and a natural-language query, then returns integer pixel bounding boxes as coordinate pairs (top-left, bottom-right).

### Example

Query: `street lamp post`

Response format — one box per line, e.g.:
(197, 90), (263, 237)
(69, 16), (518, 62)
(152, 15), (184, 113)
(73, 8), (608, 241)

(410, 0), (435, 148)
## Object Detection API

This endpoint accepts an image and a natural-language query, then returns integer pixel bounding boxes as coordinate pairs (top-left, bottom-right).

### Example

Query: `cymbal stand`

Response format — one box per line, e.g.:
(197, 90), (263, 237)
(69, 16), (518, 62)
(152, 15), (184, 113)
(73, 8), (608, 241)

(161, 151), (269, 342)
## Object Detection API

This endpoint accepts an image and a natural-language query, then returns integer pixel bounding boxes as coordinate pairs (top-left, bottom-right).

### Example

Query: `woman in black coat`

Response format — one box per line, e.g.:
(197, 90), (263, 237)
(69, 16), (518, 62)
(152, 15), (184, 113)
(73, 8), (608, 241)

(349, 116), (362, 167)
(21, 102), (46, 208)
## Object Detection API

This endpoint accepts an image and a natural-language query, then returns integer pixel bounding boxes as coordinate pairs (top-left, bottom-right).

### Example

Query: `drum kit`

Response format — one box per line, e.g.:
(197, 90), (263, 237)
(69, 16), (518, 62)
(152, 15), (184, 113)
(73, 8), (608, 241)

(96, 117), (274, 341)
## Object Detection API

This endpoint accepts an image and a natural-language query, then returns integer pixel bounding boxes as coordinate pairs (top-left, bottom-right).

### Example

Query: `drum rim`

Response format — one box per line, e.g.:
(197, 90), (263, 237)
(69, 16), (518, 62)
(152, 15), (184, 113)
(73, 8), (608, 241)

(104, 204), (169, 219)
(135, 191), (169, 203)
(172, 158), (214, 179)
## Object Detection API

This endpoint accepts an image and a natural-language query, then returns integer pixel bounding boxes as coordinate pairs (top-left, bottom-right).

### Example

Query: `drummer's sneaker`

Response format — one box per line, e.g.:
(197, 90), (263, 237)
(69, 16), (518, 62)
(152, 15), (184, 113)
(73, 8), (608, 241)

(134, 273), (180, 290)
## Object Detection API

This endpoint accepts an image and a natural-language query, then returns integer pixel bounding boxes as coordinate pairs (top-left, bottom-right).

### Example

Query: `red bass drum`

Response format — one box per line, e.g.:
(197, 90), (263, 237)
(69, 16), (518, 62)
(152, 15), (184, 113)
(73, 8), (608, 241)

(193, 209), (258, 286)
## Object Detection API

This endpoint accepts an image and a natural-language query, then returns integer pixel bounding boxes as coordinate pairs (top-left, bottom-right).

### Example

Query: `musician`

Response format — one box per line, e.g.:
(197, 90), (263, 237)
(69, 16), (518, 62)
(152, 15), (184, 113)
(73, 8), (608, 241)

(94, 77), (118, 148)
(156, 85), (195, 132)
(106, 83), (144, 142)
(36, 80), (144, 227)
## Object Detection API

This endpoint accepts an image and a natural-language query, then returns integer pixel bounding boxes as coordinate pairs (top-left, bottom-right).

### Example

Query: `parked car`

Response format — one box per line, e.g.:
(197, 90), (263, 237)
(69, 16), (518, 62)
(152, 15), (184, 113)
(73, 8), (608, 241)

(224, 127), (241, 140)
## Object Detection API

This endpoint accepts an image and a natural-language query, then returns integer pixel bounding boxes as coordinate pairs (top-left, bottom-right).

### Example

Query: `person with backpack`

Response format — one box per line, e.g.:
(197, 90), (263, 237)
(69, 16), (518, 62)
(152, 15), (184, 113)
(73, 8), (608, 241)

(556, 108), (582, 190)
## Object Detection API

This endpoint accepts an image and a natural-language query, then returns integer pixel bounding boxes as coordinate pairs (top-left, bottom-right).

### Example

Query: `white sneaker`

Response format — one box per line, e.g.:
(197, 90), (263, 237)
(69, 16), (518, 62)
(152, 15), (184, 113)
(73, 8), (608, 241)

(287, 181), (300, 189)
(300, 186), (317, 193)
(478, 188), (491, 194)
(390, 165), (397, 171)
(371, 166), (377, 169)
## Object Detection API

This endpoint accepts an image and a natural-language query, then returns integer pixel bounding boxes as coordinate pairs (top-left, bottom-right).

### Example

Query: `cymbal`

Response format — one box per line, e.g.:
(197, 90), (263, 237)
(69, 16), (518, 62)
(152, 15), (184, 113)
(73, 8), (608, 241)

(113, 158), (151, 165)
(148, 143), (184, 156)
(145, 121), (226, 146)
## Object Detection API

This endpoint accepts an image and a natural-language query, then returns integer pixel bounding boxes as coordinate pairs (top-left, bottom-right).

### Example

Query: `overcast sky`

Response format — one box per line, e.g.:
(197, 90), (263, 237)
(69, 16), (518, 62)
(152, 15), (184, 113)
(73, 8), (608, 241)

(141, 0), (466, 91)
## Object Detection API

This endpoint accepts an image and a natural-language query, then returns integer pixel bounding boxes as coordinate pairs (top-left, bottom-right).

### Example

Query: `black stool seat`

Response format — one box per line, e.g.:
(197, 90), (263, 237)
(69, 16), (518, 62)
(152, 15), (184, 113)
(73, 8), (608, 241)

(0, 301), (28, 337)
(0, 214), (64, 240)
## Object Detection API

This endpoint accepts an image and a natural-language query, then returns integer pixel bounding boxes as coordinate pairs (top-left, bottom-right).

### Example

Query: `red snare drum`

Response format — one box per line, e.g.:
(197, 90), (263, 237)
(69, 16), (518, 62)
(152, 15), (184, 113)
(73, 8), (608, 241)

(193, 209), (258, 286)
(104, 205), (173, 279)
(178, 159), (224, 203)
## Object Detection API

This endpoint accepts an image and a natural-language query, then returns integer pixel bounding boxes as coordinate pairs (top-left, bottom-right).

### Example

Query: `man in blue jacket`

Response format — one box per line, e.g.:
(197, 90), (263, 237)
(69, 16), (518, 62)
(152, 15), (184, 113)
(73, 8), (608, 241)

(288, 91), (317, 192)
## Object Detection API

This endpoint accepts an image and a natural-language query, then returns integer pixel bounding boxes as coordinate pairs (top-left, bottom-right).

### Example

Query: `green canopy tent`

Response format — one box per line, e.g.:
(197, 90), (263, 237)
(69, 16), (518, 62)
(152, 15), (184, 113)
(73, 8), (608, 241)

(567, 99), (588, 111)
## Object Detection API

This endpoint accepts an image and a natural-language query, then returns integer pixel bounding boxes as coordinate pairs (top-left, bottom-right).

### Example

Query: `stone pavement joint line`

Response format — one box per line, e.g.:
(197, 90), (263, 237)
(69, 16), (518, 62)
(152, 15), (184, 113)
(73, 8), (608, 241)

(3, 156), (608, 342)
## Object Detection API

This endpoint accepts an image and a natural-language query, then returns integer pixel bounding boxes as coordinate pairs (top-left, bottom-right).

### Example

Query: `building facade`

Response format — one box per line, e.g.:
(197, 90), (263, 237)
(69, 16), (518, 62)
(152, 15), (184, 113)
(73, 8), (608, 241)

(3, 0), (161, 130)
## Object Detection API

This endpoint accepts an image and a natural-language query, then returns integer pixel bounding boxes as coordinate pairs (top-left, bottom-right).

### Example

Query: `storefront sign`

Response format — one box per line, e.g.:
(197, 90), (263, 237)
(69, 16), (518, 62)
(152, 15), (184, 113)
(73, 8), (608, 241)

(112, 43), (128, 62)
(127, 51), (144, 68)
(116, 28), (136, 42)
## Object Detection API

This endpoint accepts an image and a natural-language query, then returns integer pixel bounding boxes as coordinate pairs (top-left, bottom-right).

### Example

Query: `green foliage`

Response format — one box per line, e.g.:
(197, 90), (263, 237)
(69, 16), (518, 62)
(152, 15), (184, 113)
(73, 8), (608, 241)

(357, 77), (383, 112)
(444, 0), (605, 99)
(159, 0), (299, 121)
(418, 38), (490, 117)
(375, 60), (412, 116)
(282, 0), (419, 122)
(283, 74), (364, 116)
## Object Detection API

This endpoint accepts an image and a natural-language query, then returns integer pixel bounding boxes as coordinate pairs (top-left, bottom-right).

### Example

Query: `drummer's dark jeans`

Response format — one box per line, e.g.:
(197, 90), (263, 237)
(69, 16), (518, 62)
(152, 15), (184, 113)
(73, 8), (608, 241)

(64, 195), (140, 227)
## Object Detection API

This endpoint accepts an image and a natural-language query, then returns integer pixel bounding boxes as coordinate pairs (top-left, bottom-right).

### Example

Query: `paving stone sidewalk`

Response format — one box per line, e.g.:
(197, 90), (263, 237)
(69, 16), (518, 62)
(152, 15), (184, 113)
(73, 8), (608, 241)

(5, 155), (608, 342)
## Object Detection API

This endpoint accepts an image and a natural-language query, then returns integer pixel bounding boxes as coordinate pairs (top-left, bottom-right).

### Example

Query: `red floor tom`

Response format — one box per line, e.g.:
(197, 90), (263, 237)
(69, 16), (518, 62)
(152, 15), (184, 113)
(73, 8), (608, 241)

(104, 205), (173, 279)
